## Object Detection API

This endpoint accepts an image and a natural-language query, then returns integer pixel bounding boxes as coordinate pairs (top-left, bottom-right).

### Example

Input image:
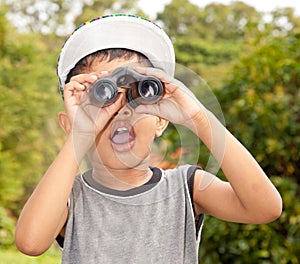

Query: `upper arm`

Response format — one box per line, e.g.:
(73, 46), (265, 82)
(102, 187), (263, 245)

(193, 170), (251, 223)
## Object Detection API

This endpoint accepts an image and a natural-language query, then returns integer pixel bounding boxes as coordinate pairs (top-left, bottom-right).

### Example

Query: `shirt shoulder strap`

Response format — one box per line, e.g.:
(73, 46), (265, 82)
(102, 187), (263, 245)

(187, 165), (204, 237)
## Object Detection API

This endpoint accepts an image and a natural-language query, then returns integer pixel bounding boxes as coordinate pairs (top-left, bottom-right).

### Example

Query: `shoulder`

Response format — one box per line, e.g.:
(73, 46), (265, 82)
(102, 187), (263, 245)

(69, 172), (88, 204)
(163, 164), (201, 179)
(163, 165), (202, 202)
(73, 173), (84, 191)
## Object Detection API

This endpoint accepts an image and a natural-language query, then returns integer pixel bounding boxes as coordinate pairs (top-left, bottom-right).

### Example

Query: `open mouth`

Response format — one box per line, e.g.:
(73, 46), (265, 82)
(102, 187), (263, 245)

(110, 120), (135, 151)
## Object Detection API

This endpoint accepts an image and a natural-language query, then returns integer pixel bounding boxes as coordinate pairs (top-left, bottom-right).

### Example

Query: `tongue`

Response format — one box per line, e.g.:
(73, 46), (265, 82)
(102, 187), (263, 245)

(112, 131), (132, 144)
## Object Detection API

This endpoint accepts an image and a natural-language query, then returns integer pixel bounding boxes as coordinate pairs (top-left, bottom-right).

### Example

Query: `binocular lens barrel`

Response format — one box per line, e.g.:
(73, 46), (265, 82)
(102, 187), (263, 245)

(126, 78), (162, 108)
(93, 80), (118, 105)
(89, 67), (163, 108)
(139, 79), (162, 100)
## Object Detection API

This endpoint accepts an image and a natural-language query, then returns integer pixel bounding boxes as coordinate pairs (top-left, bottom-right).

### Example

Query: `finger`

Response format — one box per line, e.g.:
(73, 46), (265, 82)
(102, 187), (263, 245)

(85, 93), (125, 133)
(133, 66), (188, 96)
(103, 93), (125, 115)
(133, 66), (174, 84)
(82, 71), (111, 94)
(92, 70), (110, 78)
(70, 73), (98, 85)
(82, 92), (124, 120)
(65, 81), (86, 93)
(63, 82), (87, 106)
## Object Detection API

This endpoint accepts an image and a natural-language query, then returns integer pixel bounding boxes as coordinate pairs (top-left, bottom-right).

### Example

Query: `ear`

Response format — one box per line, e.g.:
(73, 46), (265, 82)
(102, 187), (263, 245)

(155, 117), (169, 137)
(58, 112), (72, 135)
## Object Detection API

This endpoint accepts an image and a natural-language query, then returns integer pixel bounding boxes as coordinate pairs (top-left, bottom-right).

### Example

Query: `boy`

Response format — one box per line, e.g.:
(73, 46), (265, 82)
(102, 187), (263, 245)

(15, 14), (282, 263)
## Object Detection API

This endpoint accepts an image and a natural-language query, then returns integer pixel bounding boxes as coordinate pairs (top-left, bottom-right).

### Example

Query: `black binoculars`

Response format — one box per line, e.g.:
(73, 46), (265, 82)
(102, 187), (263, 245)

(88, 67), (163, 108)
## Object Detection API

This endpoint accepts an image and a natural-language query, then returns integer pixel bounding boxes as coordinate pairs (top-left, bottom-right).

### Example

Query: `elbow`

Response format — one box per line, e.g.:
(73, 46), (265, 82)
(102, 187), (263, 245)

(15, 229), (49, 256)
(15, 244), (42, 257)
(267, 199), (283, 223)
(266, 191), (283, 222)
(259, 207), (282, 224)
(15, 239), (48, 256)
(15, 239), (46, 257)
(255, 195), (283, 224)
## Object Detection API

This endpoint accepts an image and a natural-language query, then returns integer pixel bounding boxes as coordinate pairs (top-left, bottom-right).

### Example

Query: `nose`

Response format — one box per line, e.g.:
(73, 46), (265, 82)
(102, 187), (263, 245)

(117, 103), (133, 117)
(117, 88), (133, 116)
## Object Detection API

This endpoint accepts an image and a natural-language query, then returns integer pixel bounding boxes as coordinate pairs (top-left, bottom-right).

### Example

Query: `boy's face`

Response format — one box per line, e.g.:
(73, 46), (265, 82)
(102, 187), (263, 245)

(87, 57), (168, 170)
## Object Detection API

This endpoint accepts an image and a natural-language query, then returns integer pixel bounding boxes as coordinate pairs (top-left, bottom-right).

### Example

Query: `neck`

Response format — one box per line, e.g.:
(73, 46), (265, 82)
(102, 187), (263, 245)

(91, 161), (153, 191)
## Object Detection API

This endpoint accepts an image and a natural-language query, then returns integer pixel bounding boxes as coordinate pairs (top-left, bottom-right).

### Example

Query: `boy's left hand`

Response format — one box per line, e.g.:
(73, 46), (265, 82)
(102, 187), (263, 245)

(133, 67), (207, 129)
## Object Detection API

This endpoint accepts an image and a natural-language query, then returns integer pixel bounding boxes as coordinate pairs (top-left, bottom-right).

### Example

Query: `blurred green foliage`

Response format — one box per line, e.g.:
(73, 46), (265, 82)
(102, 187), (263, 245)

(0, 0), (299, 263)
(0, 15), (62, 218)
(199, 176), (300, 263)
(0, 206), (15, 248)
(216, 30), (300, 181)
(0, 245), (61, 263)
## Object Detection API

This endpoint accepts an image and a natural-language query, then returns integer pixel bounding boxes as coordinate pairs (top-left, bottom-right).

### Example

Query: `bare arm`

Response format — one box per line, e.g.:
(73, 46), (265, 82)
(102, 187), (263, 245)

(15, 72), (123, 256)
(133, 66), (282, 224)
(192, 111), (282, 223)
(15, 135), (78, 255)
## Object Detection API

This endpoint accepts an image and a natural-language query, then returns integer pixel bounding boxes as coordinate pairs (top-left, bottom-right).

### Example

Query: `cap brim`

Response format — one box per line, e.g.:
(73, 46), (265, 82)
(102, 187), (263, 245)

(57, 15), (175, 87)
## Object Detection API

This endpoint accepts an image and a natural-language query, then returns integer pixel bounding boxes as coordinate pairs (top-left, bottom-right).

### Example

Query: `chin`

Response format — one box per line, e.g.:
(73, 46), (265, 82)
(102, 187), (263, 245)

(112, 151), (151, 169)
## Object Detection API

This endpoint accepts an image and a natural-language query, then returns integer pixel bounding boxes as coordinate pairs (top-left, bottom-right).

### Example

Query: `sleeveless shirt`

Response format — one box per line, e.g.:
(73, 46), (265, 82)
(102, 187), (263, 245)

(61, 165), (203, 264)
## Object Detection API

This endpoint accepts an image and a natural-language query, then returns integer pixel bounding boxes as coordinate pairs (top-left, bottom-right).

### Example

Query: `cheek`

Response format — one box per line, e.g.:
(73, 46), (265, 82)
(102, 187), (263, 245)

(135, 117), (157, 141)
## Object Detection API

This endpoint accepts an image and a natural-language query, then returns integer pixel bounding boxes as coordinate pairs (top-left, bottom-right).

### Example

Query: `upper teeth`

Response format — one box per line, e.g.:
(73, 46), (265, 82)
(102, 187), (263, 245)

(116, 127), (128, 133)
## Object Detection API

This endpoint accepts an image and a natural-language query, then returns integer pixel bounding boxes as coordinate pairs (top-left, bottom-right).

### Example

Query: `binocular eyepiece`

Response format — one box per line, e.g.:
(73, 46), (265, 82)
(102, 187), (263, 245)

(88, 67), (163, 108)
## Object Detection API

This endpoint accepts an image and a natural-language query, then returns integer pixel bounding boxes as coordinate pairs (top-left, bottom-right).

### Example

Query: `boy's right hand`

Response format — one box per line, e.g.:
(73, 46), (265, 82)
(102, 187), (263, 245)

(63, 71), (123, 145)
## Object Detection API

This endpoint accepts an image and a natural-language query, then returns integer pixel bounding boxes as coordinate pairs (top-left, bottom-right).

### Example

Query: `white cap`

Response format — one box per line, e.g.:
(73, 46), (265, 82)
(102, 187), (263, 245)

(57, 14), (175, 87)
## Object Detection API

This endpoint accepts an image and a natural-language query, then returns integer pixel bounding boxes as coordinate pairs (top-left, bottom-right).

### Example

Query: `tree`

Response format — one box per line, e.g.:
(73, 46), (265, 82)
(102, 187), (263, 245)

(199, 176), (300, 263)
(74, 0), (147, 27)
(1, 0), (146, 35)
(156, 1), (261, 88)
(0, 7), (62, 217)
(217, 30), (300, 182)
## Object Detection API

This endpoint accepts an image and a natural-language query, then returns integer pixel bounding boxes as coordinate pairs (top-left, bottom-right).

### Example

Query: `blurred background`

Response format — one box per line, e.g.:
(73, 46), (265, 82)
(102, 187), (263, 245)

(0, 0), (299, 263)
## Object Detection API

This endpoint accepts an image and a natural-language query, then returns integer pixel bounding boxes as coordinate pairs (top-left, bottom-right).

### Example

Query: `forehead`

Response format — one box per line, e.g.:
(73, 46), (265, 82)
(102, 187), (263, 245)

(89, 57), (151, 73)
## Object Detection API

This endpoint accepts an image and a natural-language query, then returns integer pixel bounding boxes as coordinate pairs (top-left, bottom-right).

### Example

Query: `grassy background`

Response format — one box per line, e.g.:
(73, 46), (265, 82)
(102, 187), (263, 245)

(0, 245), (61, 264)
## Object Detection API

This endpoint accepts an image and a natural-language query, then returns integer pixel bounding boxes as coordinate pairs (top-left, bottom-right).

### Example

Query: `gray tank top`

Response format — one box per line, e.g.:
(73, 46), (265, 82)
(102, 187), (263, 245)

(61, 165), (203, 264)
